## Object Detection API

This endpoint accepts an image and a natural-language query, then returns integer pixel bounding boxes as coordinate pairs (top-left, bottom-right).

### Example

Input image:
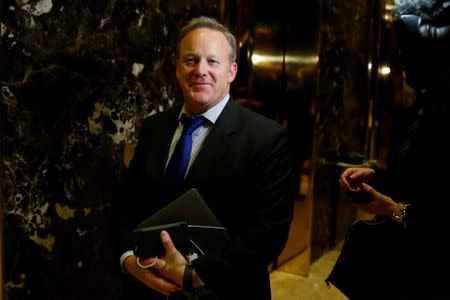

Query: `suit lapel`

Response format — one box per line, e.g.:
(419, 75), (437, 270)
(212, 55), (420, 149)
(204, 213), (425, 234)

(186, 99), (239, 181)
(152, 106), (181, 177)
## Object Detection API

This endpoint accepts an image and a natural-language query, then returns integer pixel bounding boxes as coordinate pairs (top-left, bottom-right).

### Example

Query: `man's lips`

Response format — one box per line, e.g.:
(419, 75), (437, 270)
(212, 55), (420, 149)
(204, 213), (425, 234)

(189, 82), (212, 87)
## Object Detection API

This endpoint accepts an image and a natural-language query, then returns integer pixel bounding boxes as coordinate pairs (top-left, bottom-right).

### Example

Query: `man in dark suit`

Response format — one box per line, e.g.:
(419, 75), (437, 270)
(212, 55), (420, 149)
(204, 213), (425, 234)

(113, 16), (295, 299)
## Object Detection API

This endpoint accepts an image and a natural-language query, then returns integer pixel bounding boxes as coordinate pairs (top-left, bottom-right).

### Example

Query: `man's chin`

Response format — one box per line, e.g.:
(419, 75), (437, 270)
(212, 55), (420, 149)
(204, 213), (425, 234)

(187, 92), (210, 103)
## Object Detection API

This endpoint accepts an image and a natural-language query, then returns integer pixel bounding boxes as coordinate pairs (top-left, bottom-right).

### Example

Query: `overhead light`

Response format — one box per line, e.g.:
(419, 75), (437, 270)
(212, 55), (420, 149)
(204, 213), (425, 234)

(380, 65), (391, 76)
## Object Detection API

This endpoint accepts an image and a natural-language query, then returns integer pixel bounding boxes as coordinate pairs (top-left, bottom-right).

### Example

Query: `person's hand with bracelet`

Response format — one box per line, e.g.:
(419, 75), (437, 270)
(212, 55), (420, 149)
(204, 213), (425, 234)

(390, 202), (409, 227)
(354, 183), (408, 227)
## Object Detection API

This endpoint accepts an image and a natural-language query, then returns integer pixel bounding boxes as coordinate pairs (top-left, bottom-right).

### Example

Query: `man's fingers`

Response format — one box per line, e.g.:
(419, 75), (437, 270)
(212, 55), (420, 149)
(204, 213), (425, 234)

(138, 256), (167, 270)
(141, 270), (180, 294)
(138, 256), (157, 267)
(160, 230), (176, 253)
(152, 257), (167, 270)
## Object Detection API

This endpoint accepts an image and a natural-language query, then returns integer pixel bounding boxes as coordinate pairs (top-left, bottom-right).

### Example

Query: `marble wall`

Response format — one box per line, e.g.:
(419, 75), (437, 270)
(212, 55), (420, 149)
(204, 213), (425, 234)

(0, 0), (221, 299)
(311, 0), (380, 261)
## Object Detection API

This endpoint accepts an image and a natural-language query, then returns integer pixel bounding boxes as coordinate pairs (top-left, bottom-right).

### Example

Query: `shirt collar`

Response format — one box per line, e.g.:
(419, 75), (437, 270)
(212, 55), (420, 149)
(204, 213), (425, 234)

(179, 94), (230, 124)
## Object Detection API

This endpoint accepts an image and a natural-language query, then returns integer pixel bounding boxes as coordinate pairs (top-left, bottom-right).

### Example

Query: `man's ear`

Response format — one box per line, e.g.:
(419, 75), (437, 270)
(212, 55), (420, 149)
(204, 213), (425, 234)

(228, 62), (238, 83)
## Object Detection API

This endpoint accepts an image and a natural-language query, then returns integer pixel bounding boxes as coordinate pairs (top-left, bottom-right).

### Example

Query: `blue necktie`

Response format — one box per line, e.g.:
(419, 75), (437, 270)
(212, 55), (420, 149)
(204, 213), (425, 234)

(165, 115), (205, 199)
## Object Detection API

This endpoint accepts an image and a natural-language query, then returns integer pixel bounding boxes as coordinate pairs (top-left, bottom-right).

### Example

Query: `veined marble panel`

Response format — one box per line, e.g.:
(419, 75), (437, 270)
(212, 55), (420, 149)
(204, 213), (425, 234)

(0, 0), (221, 299)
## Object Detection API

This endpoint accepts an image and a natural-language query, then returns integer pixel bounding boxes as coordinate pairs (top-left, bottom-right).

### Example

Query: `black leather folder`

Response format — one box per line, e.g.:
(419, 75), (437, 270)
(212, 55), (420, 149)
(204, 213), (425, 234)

(131, 188), (229, 258)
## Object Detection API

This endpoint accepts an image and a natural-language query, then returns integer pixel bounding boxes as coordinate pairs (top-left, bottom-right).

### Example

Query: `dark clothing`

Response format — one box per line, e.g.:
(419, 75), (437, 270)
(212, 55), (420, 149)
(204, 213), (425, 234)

(365, 90), (450, 299)
(113, 98), (295, 299)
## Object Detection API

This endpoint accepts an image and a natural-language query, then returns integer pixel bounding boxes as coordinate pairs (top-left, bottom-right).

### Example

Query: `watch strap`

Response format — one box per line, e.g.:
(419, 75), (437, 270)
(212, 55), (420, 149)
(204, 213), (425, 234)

(183, 264), (194, 292)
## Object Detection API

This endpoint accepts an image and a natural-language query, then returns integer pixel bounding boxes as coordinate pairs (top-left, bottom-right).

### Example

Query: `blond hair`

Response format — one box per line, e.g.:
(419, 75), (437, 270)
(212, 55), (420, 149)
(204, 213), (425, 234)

(176, 16), (237, 62)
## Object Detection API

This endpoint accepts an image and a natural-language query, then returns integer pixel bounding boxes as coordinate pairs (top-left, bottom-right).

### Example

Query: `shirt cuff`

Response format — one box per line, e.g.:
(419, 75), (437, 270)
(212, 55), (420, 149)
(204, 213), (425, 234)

(120, 250), (134, 272)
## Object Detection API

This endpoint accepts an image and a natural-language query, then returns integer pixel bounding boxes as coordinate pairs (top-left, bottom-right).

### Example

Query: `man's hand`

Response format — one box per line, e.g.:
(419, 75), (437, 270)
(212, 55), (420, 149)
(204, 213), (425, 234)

(126, 230), (204, 294)
(155, 230), (189, 286)
(123, 254), (181, 295)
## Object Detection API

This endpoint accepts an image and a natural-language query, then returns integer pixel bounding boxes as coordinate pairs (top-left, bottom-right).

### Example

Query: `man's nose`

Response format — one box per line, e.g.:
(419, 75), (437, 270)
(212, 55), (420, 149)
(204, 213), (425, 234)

(194, 60), (208, 77)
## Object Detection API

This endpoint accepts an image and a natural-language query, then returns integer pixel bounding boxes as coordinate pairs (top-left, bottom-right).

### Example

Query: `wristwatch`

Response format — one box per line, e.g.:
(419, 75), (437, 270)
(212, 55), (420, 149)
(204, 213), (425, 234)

(183, 264), (194, 292)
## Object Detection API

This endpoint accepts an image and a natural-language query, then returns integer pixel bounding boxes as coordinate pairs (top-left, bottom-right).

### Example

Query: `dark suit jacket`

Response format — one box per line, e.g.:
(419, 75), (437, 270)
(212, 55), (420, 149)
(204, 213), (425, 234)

(113, 98), (295, 299)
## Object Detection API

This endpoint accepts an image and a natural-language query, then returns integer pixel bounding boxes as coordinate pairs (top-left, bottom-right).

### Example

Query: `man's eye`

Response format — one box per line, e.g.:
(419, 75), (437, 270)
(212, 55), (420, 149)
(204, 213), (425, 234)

(185, 58), (195, 65)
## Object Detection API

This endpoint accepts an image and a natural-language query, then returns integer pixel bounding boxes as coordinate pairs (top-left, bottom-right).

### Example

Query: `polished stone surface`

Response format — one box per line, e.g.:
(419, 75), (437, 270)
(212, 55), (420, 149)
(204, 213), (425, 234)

(271, 244), (348, 300)
(311, 0), (378, 261)
(0, 1), (220, 299)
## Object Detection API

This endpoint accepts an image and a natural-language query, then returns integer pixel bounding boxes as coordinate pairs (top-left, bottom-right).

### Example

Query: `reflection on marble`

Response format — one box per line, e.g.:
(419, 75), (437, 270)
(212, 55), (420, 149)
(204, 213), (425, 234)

(271, 244), (348, 300)
(311, 0), (375, 261)
(0, 1), (220, 299)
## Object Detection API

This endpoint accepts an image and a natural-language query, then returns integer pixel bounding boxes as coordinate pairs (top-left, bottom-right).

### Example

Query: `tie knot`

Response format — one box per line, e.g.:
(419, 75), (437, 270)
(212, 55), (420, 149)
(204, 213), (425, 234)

(181, 115), (205, 135)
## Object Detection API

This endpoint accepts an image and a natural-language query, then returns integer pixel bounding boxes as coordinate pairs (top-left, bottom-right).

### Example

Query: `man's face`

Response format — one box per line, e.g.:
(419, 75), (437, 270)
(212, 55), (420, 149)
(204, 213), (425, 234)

(176, 28), (238, 115)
